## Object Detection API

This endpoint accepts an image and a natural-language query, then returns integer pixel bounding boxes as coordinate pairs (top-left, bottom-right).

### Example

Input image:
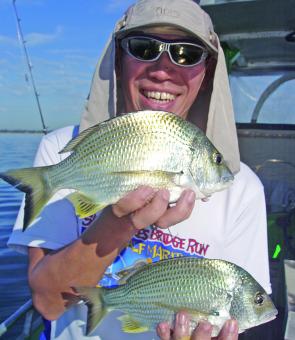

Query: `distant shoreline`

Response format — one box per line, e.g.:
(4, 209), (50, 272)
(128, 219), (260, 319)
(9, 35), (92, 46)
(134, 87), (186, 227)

(0, 129), (49, 134)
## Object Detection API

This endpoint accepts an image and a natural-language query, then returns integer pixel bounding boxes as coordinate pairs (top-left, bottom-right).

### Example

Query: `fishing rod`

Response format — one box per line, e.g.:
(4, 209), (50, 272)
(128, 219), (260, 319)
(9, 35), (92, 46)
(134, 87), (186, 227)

(12, 0), (48, 134)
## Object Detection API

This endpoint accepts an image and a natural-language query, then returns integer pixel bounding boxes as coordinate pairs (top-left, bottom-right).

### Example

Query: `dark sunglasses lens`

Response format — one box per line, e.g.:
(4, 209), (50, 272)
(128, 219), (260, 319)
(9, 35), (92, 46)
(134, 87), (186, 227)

(128, 38), (160, 60)
(170, 44), (204, 65)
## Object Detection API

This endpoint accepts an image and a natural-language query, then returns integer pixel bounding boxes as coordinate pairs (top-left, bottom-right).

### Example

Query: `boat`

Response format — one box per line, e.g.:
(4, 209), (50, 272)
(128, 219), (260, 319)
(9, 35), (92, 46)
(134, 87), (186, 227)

(203, 1), (295, 339)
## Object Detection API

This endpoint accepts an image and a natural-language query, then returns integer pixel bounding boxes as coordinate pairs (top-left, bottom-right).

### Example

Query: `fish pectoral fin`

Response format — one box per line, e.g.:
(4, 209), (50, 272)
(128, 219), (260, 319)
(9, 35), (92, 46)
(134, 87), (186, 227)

(110, 170), (184, 186)
(67, 192), (106, 218)
(155, 302), (205, 316)
(111, 170), (183, 176)
(118, 315), (149, 333)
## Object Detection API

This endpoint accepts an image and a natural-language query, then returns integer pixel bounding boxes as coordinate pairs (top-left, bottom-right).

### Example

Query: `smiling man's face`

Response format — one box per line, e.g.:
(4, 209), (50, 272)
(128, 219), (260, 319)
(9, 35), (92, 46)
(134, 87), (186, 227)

(118, 28), (207, 120)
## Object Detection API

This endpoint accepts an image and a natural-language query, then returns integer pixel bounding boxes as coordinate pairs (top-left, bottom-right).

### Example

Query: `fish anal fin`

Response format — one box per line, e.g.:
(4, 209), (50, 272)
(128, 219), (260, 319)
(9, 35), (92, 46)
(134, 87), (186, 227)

(67, 192), (105, 218)
(59, 124), (100, 154)
(118, 315), (149, 333)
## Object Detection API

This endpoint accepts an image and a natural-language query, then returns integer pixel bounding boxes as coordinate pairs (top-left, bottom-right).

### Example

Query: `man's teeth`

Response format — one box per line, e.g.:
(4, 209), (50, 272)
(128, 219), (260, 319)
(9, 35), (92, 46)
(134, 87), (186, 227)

(144, 91), (176, 102)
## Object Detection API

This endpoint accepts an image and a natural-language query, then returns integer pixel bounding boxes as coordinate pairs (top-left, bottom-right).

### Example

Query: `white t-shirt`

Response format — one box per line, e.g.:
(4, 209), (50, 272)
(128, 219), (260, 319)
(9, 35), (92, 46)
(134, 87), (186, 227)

(8, 126), (271, 340)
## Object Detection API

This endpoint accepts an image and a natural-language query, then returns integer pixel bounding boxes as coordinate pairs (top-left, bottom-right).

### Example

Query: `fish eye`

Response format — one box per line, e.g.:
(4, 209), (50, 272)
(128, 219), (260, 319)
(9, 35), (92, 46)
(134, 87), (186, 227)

(213, 153), (223, 165)
(254, 292), (265, 305)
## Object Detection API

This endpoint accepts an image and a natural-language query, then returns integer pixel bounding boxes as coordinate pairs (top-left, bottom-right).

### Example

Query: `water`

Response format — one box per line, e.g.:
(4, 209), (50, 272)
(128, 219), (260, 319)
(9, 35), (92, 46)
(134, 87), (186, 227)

(0, 133), (42, 337)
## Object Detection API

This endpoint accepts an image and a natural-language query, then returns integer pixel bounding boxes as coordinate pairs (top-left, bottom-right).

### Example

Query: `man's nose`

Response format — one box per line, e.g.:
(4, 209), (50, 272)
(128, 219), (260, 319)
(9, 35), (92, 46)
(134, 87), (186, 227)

(147, 51), (176, 80)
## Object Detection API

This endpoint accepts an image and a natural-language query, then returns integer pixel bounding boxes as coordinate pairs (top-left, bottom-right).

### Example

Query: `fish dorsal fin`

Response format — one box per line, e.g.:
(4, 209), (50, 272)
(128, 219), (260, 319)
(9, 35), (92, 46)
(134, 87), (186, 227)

(67, 192), (106, 218)
(59, 124), (100, 154)
(117, 315), (149, 333)
(116, 259), (152, 285)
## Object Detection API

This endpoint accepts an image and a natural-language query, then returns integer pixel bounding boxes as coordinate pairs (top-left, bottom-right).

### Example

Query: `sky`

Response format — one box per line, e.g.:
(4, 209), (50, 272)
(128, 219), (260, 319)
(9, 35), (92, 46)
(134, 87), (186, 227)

(0, 0), (135, 130)
(0, 0), (294, 130)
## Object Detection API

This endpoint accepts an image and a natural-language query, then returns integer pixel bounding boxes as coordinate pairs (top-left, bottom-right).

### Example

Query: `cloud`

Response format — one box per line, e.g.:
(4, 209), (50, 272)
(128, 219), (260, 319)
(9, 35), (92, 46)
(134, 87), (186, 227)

(0, 26), (62, 47)
(25, 26), (63, 46)
(0, 35), (17, 46)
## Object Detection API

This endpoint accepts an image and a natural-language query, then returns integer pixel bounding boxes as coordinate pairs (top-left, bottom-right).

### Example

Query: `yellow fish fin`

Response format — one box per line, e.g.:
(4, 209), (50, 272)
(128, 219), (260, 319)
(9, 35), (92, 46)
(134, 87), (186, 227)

(59, 124), (101, 153)
(67, 192), (106, 218)
(118, 315), (149, 333)
(0, 166), (53, 230)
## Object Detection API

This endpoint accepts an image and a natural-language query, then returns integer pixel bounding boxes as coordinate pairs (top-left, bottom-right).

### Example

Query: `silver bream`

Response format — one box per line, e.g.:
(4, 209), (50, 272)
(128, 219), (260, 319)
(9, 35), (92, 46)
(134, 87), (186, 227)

(75, 257), (277, 336)
(0, 111), (233, 229)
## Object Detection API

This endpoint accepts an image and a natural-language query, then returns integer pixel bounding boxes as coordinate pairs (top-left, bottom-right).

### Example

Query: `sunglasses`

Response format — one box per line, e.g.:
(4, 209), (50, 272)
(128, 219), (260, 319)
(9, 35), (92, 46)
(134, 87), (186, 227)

(120, 36), (208, 67)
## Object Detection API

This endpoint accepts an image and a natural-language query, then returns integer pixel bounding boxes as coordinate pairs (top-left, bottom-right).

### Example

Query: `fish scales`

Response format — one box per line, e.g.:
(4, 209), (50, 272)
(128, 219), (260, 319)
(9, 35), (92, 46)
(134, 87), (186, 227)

(75, 257), (277, 336)
(0, 110), (234, 228)
(102, 258), (235, 326)
(57, 129), (188, 180)
(51, 113), (195, 192)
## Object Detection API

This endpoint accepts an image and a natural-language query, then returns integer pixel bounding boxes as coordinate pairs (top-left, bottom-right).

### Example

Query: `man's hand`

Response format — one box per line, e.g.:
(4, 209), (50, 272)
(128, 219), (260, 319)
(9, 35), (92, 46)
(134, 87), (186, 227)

(156, 311), (239, 340)
(112, 186), (196, 230)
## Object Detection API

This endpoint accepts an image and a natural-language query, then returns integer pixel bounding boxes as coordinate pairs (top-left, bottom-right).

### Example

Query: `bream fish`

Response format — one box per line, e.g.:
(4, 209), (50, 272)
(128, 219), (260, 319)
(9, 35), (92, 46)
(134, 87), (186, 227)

(75, 257), (277, 337)
(0, 110), (233, 229)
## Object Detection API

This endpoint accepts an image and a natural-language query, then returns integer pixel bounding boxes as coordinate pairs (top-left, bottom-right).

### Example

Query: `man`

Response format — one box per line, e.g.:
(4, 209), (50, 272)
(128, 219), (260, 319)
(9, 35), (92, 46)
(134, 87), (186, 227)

(8, 0), (271, 339)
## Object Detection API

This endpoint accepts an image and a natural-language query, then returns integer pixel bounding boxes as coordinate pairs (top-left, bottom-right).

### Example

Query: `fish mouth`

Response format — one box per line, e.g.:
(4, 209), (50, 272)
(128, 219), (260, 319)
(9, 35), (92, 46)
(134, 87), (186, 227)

(222, 175), (234, 184)
(216, 173), (234, 190)
(258, 312), (278, 325)
(242, 310), (278, 330)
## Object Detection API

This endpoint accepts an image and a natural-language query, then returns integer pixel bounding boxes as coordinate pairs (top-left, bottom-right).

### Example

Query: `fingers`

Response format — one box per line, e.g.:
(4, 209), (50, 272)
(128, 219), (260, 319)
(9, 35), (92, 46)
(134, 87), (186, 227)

(173, 312), (190, 339)
(112, 186), (155, 217)
(157, 316), (238, 340)
(130, 189), (170, 229)
(112, 186), (171, 230)
(191, 321), (213, 340)
(112, 187), (196, 231)
(190, 319), (239, 340)
(215, 320), (239, 340)
(155, 190), (196, 229)
(156, 322), (171, 340)
(157, 312), (190, 340)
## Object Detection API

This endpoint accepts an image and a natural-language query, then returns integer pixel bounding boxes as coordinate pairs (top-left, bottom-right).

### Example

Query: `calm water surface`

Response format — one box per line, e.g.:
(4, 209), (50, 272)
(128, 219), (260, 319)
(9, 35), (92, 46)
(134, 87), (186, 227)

(0, 133), (42, 335)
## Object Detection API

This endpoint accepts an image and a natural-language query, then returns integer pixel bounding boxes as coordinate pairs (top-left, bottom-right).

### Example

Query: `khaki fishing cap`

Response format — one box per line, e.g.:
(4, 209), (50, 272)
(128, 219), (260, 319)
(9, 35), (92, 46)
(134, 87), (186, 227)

(80, 0), (240, 174)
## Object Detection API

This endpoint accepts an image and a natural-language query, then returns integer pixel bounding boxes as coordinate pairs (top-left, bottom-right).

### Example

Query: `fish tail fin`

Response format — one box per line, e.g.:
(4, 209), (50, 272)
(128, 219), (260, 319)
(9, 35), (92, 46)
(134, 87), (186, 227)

(74, 286), (107, 336)
(0, 166), (53, 230)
